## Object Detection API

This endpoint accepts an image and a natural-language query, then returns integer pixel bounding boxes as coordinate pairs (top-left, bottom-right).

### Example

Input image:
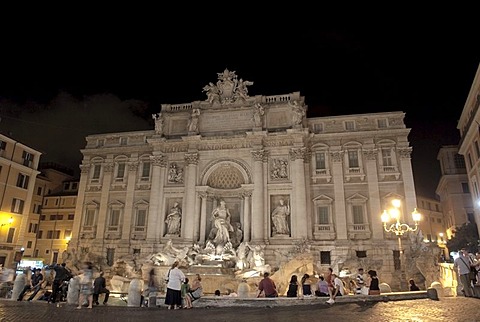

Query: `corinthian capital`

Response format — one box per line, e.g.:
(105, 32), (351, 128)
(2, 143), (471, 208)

(80, 164), (91, 174)
(330, 151), (344, 162)
(103, 163), (114, 172)
(150, 155), (167, 167)
(251, 149), (268, 162)
(128, 162), (139, 171)
(362, 149), (377, 161)
(289, 147), (307, 161)
(185, 152), (199, 165)
(398, 147), (412, 159)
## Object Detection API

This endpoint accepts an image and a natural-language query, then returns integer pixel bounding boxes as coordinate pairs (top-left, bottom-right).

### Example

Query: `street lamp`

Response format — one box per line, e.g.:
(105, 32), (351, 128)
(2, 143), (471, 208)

(381, 199), (421, 290)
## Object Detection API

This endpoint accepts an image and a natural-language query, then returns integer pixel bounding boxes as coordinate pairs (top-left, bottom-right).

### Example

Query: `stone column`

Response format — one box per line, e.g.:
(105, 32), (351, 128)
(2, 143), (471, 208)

(290, 147), (308, 238)
(251, 150), (266, 242)
(398, 147), (417, 224)
(147, 154), (166, 240)
(96, 162), (113, 239)
(193, 193), (201, 242)
(71, 164), (91, 247)
(182, 152), (199, 242)
(199, 193), (208, 243)
(242, 191), (252, 242)
(330, 151), (347, 240)
(122, 161), (138, 240)
(363, 149), (383, 239)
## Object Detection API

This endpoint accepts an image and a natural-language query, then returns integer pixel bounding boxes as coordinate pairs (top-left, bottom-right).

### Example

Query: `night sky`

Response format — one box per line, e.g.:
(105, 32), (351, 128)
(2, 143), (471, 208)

(0, 20), (479, 198)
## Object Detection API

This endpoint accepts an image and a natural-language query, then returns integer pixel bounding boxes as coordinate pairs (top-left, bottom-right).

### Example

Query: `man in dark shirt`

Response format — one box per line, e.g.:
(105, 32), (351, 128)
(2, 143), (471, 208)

(48, 263), (69, 303)
(17, 268), (44, 301)
(257, 272), (278, 298)
(93, 271), (110, 305)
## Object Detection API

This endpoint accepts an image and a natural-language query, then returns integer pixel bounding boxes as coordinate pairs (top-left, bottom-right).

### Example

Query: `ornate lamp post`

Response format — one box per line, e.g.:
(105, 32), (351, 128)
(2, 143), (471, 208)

(381, 199), (421, 290)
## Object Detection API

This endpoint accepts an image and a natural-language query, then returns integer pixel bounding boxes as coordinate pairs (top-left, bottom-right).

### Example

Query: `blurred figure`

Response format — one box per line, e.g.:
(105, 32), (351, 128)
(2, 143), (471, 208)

(315, 276), (329, 297)
(286, 275), (299, 297)
(17, 268), (43, 301)
(48, 263), (69, 304)
(77, 261), (94, 309)
(301, 274), (312, 296)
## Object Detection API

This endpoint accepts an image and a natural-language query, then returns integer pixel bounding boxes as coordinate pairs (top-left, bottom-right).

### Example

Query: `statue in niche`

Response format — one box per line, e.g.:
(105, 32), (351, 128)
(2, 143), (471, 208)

(271, 159), (288, 179)
(289, 100), (305, 126)
(168, 163), (183, 183)
(165, 202), (182, 235)
(187, 108), (201, 133)
(208, 200), (234, 245)
(271, 198), (290, 235)
(152, 112), (164, 136)
(252, 103), (265, 127)
(203, 82), (221, 104)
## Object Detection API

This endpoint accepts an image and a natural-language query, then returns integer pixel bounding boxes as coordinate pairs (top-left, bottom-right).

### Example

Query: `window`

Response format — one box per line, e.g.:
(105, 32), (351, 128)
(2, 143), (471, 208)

(33, 204), (41, 214)
(377, 119), (388, 128)
(97, 139), (104, 147)
(356, 250), (367, 258)
(55, 198), (59, 206)
(348, 150), (359, 168)
(37, 187), (42, 196)
(120, 137), (128, 145)
(352, 205), (364, 224)
(85, 209), (95, 226)
(47, 230), (53, 239)
(40, 215), (46, 221)
(0, 140), (6, 151)
(317, 206), (329, 224)
(141, 162), (151, 179)
(16, 173), (29, 189)
(315, 152), (326, 171)
(63, 182), (70, 190)
(22, 151), (34, 167)
(37, 231), (43, 239)
(313, 123), (324, 133)
(320, 251), (331, 265)
(11, 198), (24, 214)
(116, 163), (125, 179)
(135, 209), (147, 227)
(108, 209), (121, 227)
(57, 215), (64, 220)
(393, 250), (401, 270)
(92, 164), (101, 180)
(72, 182), (78, 190)
(436, 218), (441, 224)
(27, 241), (32, 248)
(462, 182), (470, 193)
(47, 230), (61, 239)
(68, 214), (75, 220)
(50, 215), (56, 221)
(133, 248), (141, 254)
(381, 148), (393, 166)
(345, 121), (355, 131)
(44, 199), (48, 206)
(28, 223), (38, 233)
(6, 228), (14, 243)
(454, 154), (466, 169)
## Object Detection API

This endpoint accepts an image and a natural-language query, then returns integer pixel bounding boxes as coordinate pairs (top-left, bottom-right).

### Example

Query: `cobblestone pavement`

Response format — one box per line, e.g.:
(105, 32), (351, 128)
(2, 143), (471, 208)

(0, 297), (479, 322)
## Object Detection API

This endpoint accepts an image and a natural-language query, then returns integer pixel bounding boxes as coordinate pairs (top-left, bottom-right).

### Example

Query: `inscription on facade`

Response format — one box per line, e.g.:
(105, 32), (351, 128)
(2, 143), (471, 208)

(201, 110), (252, 132)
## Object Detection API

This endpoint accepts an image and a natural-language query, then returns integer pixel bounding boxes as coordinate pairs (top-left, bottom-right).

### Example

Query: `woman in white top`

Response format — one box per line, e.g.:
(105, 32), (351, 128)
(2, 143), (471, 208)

(164, 261), (185, 310)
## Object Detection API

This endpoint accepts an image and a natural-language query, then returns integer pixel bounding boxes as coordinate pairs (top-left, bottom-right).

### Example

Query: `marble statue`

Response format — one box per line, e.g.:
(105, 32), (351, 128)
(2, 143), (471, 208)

(271, 198), (290, 235)
(167, 163), (183, 183)
(209, 200), (234, 245)
(252, 103), (265, 127)
(203, 82), (221, 104)
(188, 108), (201, 133)
(235, 78), (253, 102)
(152, 112), (164, 135)
(289, 100), (305, 125)
(271, 159), (288, 179)
(165, 202), (182, 235)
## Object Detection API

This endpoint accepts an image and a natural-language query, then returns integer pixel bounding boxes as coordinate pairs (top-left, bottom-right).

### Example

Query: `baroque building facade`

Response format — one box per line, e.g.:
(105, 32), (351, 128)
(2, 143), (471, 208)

(70, 70), (419, 289)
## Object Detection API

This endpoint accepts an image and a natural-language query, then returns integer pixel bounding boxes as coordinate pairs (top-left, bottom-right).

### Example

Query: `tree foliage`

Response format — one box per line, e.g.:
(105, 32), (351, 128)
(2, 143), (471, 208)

(446, 223), (479, 253)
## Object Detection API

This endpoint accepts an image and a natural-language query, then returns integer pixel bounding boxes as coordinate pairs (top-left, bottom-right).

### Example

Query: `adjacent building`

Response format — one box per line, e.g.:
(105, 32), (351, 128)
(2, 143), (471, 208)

(457, 63), (480, 235)
(0, 134), (41, 269)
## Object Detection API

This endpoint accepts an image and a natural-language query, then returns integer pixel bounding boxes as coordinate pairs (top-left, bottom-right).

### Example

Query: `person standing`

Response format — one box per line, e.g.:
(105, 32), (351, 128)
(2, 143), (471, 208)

(454, 247), (475, 297)
(164, 261), (185, 310)
(17, 268), (43, 301)
(257, 272), (278, 298)
(181, 278), (191, 309)
(48, 263), (69, 304)
(77, 261), (94, 309)
(93, 271), (110, 305)
(366, 270), (380, 295)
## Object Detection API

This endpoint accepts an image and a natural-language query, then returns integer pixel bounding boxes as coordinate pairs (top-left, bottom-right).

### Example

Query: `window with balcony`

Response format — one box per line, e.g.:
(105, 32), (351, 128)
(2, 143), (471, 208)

(312, 195), (335, 240)
(108, 209), (121, 231)
(315, 152), (326, 174)
(347, 194), (371, 239)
